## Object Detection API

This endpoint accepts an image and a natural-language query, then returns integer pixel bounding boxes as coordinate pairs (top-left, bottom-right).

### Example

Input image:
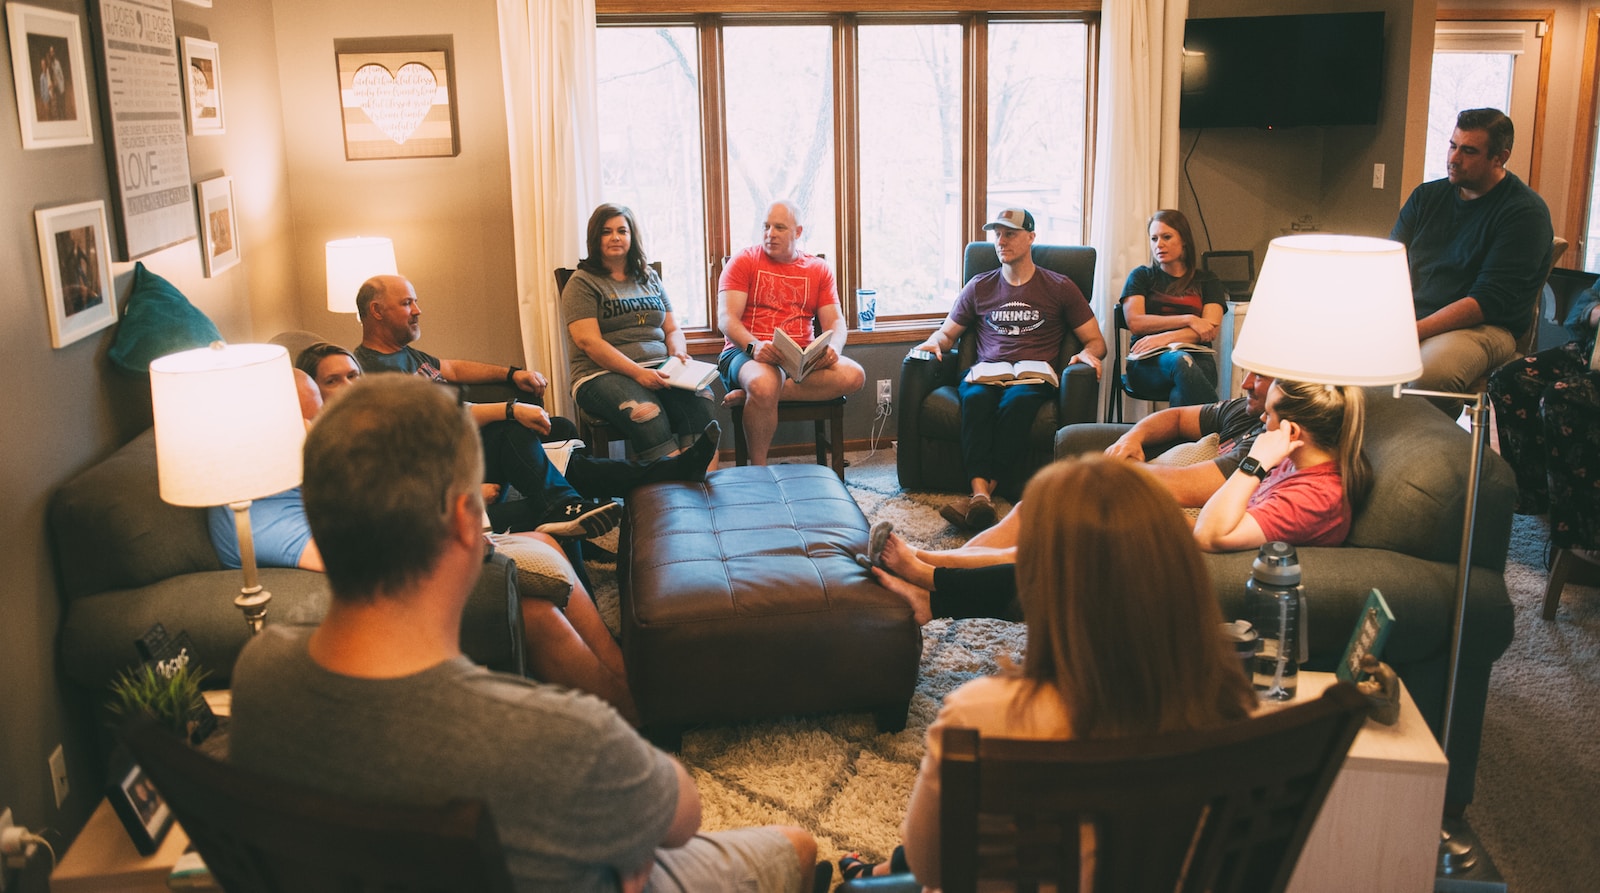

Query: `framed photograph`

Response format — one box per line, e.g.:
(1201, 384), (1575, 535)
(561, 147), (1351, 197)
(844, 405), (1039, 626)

(196, 176), (239, 276)
(334, 35), (460, 160)
(181, 37), (224, 134)
(106, 745), (174, 856)
(6, 3), (94, 149)
(88, 0), (198, 260)
(35, 200), (118, 348)
(1337, 588), (1396, 683)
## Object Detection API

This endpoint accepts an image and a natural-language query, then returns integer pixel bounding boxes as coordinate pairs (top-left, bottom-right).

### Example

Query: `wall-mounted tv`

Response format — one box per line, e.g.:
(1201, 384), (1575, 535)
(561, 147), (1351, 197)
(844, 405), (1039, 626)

(1180, 12), (1385, 129)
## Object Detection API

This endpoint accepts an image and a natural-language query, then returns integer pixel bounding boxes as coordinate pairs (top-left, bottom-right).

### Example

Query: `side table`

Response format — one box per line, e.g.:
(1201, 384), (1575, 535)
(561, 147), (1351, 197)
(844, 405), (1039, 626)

(50, 799), (188, 893)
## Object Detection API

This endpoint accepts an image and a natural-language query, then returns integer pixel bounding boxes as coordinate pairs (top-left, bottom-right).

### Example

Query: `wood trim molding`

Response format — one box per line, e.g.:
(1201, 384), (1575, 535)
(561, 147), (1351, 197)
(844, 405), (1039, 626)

(1565, 7), (1600, 270)
(600, 1), (1100, 13)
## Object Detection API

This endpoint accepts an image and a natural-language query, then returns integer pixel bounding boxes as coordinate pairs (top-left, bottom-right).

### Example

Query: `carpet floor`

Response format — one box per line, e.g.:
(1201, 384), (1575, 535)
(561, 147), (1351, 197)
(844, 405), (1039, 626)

(587, 448), (1598, 890)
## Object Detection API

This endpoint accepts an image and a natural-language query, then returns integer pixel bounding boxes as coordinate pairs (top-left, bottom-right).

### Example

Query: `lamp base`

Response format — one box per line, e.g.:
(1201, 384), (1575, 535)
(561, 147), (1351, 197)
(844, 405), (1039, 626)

(235, 589), (270, 635)
(1435, 815), (1505, 892)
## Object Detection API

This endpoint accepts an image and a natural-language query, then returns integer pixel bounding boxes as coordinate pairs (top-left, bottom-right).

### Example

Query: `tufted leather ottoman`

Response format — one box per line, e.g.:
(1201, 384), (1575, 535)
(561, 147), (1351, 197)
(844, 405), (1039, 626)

(619, 465), (921, 749)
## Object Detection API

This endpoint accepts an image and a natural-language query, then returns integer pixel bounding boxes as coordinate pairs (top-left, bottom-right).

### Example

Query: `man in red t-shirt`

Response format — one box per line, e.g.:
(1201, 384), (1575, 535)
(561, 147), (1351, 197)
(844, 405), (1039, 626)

(717, 201), (865, 465)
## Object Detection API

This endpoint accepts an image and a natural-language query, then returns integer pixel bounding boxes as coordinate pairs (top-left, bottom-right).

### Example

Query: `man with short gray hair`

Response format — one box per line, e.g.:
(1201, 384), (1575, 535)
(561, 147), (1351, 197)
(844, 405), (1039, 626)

(230, 375), (817, 893)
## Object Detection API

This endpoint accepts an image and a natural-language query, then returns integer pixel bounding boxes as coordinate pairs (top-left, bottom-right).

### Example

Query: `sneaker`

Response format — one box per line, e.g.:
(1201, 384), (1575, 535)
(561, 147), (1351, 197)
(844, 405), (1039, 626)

(534, 498), (621, 538)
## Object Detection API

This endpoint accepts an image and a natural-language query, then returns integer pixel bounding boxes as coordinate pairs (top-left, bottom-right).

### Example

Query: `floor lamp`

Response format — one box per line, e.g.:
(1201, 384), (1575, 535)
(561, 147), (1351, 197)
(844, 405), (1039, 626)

(1230, 235), (1499, 882)
(150, 342), (306, 634)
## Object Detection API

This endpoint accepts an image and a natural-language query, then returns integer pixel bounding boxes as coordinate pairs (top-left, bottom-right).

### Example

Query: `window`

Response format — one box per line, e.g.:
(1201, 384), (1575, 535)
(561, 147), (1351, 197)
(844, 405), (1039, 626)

(1425, 20), (1543, 186)
(595, 8), (1098, 339)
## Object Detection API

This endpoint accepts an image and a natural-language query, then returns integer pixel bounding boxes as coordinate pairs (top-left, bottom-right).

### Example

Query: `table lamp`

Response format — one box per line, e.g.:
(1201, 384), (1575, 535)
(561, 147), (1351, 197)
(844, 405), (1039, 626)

(149, 342), (305, 634)
(1232, 233), (1491, 878)
(325, 236), (397, 313)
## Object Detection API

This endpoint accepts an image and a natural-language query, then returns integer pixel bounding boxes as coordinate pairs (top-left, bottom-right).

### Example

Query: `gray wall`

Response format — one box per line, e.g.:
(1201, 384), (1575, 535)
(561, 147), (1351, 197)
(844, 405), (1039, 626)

(0, 1), (294, 889)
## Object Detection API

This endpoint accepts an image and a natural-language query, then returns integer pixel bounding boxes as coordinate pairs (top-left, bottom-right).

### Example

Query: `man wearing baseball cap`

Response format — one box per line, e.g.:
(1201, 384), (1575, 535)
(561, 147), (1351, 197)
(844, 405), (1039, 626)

(913, 208), (1105, 530)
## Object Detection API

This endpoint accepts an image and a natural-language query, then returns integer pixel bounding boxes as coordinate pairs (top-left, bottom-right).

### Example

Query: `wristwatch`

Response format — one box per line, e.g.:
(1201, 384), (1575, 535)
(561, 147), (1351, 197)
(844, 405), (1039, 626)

(1237, 456), (1269, 480)
(744, 342), (756, 358)
(505, 397), (518, 421)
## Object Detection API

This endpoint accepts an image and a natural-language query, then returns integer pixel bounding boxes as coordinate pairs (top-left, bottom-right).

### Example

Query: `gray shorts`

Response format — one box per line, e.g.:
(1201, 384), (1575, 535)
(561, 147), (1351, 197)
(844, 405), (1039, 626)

(649, 827), (805, 893)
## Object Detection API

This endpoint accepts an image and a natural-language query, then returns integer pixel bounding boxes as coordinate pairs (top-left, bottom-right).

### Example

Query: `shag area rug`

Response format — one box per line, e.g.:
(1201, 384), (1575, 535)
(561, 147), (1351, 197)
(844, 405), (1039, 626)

(588, 448), (1598, 891)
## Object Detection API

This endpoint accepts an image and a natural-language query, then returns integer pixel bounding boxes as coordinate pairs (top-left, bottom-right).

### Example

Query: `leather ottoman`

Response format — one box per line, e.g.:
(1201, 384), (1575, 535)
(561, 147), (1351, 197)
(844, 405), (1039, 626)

(619, 465), (921, 749)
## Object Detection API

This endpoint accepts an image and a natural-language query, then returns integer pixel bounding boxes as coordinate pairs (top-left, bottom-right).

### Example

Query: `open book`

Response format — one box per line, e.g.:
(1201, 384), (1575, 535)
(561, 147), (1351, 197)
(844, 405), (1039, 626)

(771, 328), (833, 383)
(965, 360), (1060, 388)
(656, 356), (719, 392)
(1126, 342), (1217, 362)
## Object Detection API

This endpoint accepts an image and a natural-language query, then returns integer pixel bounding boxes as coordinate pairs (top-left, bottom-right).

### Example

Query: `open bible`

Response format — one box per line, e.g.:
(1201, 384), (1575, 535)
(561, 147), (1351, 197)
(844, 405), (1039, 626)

(655, 356), (719, 391)
(1126, 342), (1217, 362)
(964, 360), (1060, 388)
(771, 329), (833, 383)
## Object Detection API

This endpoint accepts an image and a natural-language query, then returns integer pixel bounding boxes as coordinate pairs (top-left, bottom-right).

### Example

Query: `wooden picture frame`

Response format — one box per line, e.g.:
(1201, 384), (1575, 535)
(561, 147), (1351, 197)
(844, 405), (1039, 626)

(87, 0), (198, 260)
(106, 745), (174, 856)
(35, 200), (118, 348)
(181, 36), (225, 135)
(196, 175), (239, 276)
(334, 35), (459, 160)
(6, 3), (95, 149)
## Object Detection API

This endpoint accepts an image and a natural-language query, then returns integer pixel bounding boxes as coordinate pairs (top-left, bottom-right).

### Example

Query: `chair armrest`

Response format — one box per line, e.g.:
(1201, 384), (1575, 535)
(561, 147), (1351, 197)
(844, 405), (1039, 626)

(459, 552), (526, 676)
(896, 350), (957, 490)
(1056, 362), (1099, 426)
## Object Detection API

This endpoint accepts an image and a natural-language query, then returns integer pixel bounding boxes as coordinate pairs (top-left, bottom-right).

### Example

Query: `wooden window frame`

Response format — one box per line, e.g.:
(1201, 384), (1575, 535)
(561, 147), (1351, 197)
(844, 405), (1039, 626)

(1566, 7), (1600, 270)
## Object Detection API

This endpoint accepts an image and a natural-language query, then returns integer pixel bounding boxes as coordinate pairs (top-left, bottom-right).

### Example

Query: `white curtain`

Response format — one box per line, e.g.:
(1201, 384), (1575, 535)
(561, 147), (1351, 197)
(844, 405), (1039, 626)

(497, 0), (599, 417)
(1089, 0), (1189, 418)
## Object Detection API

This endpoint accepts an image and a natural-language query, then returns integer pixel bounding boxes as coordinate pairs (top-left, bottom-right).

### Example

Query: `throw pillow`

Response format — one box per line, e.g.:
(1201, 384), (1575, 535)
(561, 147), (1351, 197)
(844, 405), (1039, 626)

(486, 532), (575, 608)
(1149, 433), (1221, 520)
(108, 263), (223, 374)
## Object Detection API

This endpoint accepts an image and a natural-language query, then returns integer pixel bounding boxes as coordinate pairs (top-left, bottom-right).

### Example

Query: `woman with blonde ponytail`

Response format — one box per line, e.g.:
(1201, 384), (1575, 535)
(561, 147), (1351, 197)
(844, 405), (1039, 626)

(1192, 379), (1369, 551)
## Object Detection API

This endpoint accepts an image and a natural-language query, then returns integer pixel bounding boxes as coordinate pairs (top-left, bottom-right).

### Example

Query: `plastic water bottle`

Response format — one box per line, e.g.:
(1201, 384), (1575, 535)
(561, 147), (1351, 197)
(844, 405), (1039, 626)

(856, 289), (876, 331)
(1246, 541), (1308, 701)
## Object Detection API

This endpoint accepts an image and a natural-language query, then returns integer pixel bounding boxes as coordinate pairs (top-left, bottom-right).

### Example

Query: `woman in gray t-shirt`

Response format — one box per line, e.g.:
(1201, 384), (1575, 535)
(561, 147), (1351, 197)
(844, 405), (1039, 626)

(562, 203), (716, 461)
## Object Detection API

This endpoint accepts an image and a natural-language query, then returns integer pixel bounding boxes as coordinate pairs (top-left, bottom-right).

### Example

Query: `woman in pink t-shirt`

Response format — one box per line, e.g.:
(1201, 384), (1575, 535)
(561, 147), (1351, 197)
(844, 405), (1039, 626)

(1193, 379), (1370, 551)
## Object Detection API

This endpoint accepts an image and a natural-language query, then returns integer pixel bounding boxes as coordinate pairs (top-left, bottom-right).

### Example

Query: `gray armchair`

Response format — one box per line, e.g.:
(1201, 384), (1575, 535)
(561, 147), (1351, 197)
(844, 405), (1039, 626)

(896, 243), (1099, 496)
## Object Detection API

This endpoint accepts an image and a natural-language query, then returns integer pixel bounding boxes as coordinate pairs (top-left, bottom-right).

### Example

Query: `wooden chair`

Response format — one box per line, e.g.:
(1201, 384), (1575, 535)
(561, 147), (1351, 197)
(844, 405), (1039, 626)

(554, 262), (665, 458)
(730, 394), (847, 478)
(1467, 236), (1567, 396)
(1104, 301), (1167, 423)
(118, 717), (514, 893)
(840, 682), (1368, 893)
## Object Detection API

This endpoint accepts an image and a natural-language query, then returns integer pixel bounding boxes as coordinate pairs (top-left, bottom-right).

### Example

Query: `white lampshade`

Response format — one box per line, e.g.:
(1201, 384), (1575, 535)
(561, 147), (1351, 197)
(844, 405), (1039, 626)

(150, 343), (305, 507)
(1232, 234), (1423, 387)
(325, 236), (397, 313)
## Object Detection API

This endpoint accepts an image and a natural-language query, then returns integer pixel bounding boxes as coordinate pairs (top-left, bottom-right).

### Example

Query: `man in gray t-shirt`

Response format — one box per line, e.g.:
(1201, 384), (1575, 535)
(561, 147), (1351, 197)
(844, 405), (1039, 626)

(229, 376), (813, 893)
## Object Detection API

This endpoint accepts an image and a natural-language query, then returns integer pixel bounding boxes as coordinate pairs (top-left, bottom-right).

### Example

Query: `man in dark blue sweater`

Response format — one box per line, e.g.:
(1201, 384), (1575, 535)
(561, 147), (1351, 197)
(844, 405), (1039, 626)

(1390, 108), (1553, 407)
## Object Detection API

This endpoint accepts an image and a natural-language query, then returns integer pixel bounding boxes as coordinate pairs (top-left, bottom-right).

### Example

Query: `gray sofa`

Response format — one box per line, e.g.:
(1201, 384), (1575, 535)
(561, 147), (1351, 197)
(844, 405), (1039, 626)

(1055, 392), (1516, 809)
(51, 428), (528, 694)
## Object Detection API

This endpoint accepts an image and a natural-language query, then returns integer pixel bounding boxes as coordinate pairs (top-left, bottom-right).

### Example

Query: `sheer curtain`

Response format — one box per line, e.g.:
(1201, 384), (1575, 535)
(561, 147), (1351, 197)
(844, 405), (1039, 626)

(497, 0), (599, 417)
(1089, 0), (1189, 419)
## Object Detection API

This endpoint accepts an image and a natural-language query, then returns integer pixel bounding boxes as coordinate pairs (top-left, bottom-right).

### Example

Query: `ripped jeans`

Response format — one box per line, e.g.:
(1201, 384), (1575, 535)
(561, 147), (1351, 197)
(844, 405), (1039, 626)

(575, 371), (717, 460)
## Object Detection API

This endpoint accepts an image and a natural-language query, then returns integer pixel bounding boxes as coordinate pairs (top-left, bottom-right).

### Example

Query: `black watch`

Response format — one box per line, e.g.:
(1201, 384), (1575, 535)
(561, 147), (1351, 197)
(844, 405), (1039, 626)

(505, 397), (518, 421)
(744, 342), (756, 358)
(1237, 456), (1269, 480)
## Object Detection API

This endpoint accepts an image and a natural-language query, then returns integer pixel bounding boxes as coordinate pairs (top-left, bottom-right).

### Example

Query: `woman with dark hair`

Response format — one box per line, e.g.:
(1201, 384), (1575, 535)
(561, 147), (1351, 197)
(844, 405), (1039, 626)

(1120, 209), (1227, 406)
(562, 203), (716, 463)
(840, 457), (1256, 883)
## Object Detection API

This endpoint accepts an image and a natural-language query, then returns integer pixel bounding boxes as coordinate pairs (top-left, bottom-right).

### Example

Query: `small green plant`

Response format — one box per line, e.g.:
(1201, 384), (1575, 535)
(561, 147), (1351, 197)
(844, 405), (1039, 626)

(107, 649), (211, 741)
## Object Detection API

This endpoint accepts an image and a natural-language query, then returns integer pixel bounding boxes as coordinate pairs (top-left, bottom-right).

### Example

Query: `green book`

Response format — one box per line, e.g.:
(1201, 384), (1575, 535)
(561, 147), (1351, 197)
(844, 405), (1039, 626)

(1337, 588), (1395, 683)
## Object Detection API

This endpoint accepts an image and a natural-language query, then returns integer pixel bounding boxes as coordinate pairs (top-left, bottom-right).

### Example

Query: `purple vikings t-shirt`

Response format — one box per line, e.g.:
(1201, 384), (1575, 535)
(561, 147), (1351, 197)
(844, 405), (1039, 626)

(950, 267), (1094, 364)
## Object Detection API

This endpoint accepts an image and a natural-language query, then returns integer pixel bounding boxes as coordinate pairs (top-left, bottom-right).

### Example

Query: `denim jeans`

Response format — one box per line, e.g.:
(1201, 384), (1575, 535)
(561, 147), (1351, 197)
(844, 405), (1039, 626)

(576, 371), (716, 460)
(957, 378), (1054, 498)
(1123, 350), (1218, 407)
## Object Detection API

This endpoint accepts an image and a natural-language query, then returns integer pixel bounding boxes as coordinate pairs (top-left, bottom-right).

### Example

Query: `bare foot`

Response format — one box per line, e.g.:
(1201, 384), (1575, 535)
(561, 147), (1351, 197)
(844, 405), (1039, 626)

(881, 533), (937, 590)
(722, 388), (746, 407)
(872, 567), (932, 625)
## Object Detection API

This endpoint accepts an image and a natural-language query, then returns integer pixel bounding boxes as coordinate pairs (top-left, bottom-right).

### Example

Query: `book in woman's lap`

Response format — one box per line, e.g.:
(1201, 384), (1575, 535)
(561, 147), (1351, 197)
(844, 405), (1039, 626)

(965, 360), (1059, 387)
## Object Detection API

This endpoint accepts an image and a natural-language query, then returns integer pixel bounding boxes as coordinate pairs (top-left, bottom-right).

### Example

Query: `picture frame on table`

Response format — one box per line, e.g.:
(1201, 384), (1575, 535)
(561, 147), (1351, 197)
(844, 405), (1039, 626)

(35, 200), (118, 349)
(196, 176), (240, 276)
(1337, 588), (1395, 683)
(333, 35), (460, 160)
(106, 745), (175, 856)
(6, 2), (95, 149)
(181, 37), (225, 134)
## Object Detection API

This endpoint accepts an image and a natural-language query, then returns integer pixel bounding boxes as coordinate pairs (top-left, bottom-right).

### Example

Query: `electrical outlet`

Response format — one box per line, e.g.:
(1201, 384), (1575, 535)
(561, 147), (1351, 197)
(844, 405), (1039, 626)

(876, 379), (892, 406)
(1372, 162), (1385, 189)
(48, 745), (68, 808)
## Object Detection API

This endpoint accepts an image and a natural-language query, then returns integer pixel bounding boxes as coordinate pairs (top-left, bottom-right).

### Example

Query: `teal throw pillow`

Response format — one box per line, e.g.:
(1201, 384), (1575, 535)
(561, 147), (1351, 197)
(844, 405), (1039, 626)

(108, 263), (223, 374)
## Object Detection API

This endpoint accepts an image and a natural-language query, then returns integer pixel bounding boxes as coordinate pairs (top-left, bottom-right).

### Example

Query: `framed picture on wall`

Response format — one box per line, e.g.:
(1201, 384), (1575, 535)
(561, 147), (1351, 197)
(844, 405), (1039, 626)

(196, 176), (240, 276)
(333, 35), (460, 160)
(35, 200), (118, 349)
(6, 3), (95, 149)
(181, 37), (225, 135)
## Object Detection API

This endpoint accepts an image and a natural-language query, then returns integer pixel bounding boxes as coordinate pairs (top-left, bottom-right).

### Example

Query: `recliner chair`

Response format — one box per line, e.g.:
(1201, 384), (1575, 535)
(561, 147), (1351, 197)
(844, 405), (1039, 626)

(896, 242), (1099, 495)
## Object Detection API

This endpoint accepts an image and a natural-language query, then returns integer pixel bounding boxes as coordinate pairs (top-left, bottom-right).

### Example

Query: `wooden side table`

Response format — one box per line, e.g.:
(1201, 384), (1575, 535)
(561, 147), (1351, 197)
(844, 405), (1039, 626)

(50, 799), (188, 893)
(1283, 672), (1448, 893)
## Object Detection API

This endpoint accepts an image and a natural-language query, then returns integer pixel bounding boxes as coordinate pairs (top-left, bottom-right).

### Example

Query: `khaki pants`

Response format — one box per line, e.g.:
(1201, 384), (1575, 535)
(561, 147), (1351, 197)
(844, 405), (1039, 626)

(1414, 325), (1517, 411)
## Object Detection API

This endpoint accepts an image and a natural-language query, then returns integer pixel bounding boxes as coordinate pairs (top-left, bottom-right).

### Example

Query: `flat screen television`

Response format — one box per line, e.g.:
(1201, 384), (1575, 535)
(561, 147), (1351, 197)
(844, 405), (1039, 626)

(1180, 12), (1385, 129)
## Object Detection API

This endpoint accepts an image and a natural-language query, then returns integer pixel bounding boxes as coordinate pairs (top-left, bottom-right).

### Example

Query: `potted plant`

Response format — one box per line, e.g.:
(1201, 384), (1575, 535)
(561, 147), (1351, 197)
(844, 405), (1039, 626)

(106, 648), (213, 744)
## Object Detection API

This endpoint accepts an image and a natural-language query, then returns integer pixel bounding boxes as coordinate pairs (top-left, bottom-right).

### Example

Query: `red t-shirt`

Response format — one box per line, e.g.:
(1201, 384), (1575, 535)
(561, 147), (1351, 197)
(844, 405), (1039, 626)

(1245, 460), (1351, 547)
(718, 246), (838, 351)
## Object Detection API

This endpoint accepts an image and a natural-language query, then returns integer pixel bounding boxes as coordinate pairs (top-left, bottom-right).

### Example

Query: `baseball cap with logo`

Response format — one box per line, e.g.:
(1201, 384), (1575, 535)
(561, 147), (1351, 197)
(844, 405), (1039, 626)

(981, 208), (1035, 233)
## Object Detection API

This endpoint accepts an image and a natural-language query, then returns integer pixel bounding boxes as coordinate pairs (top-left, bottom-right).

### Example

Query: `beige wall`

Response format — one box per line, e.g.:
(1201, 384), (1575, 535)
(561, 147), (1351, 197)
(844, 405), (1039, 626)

(268, 0), (523, 365)
(0, 1), (294, 886)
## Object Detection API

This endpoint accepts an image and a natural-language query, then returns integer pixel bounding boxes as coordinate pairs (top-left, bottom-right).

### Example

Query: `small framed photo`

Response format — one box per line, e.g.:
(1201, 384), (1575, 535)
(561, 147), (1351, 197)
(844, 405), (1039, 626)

(334, 35), (460, 160)
(196, 176), (240, 276)
(107, 746), (174, 856)
(182, 37), (225, 134)
(6, 2), (95, 149)
(35, 200), (117, 348)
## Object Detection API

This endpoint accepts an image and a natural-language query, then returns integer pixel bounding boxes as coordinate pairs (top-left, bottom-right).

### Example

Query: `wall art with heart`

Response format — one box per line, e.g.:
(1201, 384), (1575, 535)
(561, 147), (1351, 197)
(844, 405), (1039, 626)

(334, 36), (459, 160)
